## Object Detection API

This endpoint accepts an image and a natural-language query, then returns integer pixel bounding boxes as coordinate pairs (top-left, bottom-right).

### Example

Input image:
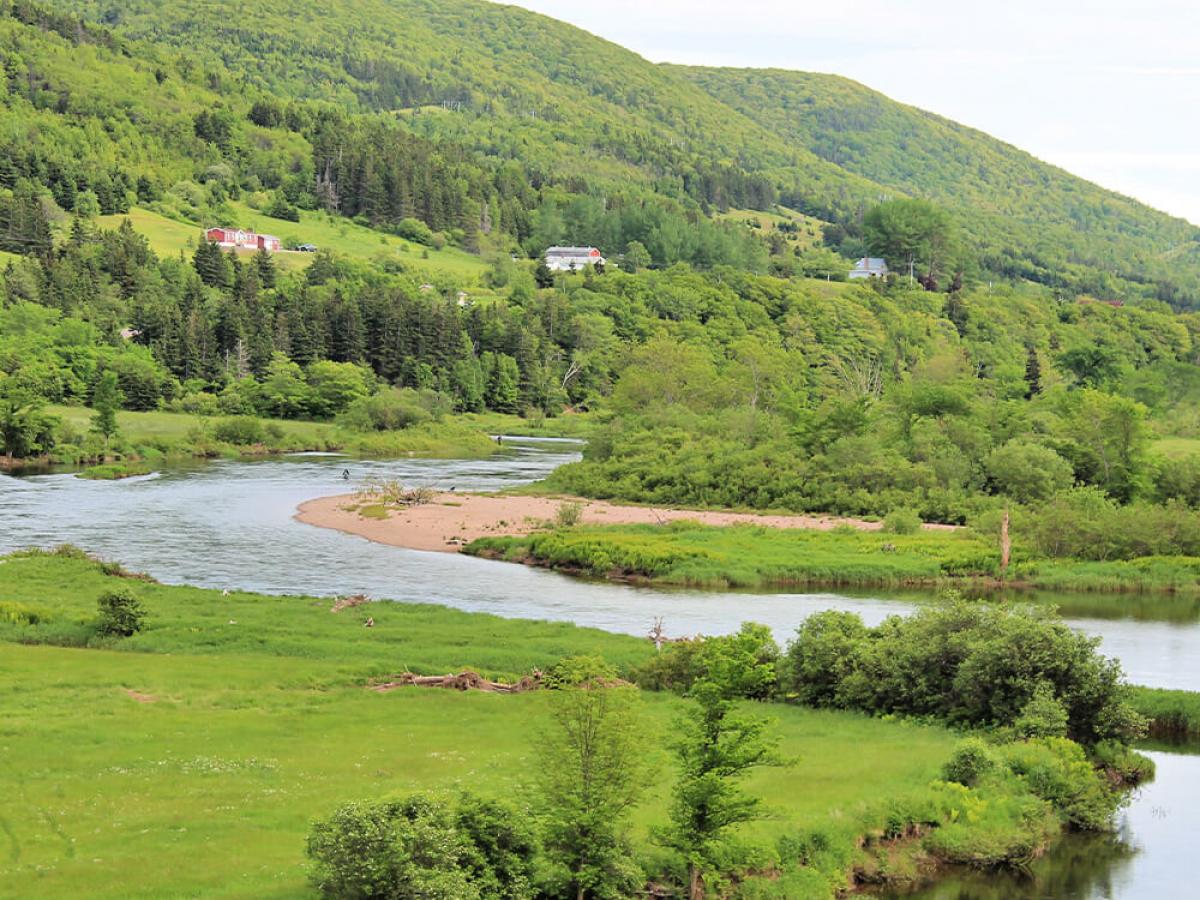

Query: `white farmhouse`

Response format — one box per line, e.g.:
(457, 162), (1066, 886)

(849, 257), (889, 280)
(544, 246), (606, 272)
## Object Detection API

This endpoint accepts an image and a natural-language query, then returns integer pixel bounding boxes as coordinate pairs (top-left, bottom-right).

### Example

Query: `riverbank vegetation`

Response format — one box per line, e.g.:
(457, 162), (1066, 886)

(1130, 687), (1200, 739)
(0, 549), (1152, 898)
(466, 513), (1200, 594)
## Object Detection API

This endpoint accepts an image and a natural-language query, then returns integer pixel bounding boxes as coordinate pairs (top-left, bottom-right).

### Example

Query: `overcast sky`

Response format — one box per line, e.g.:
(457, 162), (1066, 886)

(500, 0), (1200, 225)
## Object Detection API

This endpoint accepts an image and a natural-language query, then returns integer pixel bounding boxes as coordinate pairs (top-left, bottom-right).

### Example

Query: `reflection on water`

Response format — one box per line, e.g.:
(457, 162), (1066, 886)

(2, 440), (1200, 690)
(881, 748), (1200, 900)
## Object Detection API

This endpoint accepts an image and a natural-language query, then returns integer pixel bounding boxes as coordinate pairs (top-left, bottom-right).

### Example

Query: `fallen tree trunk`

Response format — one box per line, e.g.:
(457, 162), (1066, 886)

(370, 670), (543, 694)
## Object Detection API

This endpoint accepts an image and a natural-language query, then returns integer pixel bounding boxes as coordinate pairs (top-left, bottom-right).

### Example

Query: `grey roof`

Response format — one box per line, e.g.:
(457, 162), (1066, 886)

(545, 246), (600, 255)
(855, 257), (888, 269)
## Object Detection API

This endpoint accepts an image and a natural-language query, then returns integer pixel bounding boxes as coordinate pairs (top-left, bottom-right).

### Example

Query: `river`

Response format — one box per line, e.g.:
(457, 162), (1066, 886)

(1, 439), (1196, 898)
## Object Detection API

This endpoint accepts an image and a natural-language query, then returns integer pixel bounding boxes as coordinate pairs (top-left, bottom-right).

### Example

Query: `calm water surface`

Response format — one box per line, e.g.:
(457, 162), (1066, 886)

(881, 745), (1200, 900)
(2, 440), (1198, 898)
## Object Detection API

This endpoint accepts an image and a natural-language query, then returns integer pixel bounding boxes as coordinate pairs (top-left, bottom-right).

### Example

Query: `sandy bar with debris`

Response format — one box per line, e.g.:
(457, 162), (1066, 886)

(295, 492), (955, 553)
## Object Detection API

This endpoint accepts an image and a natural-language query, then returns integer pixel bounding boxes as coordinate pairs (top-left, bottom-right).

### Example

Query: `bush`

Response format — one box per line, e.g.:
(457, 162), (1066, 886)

(306, 794), (536, 900)
(212, 416), (267, 445)
(632, 622), (778, 699)
(554, 501), (584, 528)
(783, 610), (869, 707)
(394, 217), (436, 246)
(999, 738), (1121, 831)
(1014, 682), (1070, 739)
(95, 588), (145, 637)
(942, 738), (999, 786)
(338, 389), (437, 432)
(882, 507), (922, 535)
(542, 655), (618, 689)
(783, 597), (1144, 745)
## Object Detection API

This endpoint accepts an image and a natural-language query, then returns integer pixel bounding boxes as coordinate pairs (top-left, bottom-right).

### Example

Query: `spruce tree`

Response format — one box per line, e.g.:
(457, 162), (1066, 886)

(1024, 345), (1043, 399)
(252, 247), (277, 290)
(91, 371), (122, 449)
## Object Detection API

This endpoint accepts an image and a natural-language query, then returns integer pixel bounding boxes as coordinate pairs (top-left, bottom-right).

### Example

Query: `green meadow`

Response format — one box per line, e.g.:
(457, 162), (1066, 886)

(0, 551), (961, 898)
(467, 521), (1200, 595)
(41, 405), (502, 464)
(47, 405), (337, 448)
(95, 203), (490, 281)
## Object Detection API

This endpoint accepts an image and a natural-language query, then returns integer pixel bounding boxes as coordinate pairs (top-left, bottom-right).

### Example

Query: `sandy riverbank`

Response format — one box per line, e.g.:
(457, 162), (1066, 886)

(295, 492), (955, 553)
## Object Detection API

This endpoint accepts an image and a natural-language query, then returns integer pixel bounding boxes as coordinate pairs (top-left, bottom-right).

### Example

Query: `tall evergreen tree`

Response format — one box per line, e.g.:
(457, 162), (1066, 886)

(91, 370), (122, 449)
(1025, 345), (1043, 399)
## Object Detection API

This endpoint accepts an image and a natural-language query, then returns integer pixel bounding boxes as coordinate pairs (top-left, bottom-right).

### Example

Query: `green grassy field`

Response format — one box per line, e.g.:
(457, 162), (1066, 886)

(0, 552), (959, 898)
(0, 248), (22, 267)
(1152, 436), (1200, 459)
(467, 521), (1200, 595)
(48, 405), (337, 447)
(717, 206), (827, 253)
(461, 410), (597, 439)
(468, 521), (998, 589)
(95, 204), (490, 281)
(42, 405), (501, 463)
(1130, 686), (1200, 738)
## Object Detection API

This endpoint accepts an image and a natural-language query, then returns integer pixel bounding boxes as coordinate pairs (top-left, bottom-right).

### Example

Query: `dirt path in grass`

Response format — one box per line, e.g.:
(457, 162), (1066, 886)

(295, 492), (957, 554)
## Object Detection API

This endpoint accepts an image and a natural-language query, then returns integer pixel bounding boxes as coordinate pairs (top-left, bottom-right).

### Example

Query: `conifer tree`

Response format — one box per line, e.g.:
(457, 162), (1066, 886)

(91, 370), (122, 449)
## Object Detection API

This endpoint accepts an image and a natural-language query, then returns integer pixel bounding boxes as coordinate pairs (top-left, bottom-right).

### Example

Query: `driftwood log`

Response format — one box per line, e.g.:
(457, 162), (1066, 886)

(331, 594), (371, 613)
(371, 670), (543, 694)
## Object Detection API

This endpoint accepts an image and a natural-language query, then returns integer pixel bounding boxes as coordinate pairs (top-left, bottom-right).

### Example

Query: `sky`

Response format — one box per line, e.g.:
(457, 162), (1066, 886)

(501, 0), (1200, 224)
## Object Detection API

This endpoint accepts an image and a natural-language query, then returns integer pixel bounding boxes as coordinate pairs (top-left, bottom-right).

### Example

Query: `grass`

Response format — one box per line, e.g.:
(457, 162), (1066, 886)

(466, 521), (1200, 595)
(460, 410), (598, 439)
(0, 551), (964, 898)
(76, 461), (155, 480)
(716, 206), (828, 253)
(1152, 436), (1200, 459)
(41, 405), (502, 465)
(1130, 686), (1200, 738)
(467, 521), (999, 589)
(48, 405), (336, 447)
(95, 204), (490, 281)
(0, 248), (22, 267)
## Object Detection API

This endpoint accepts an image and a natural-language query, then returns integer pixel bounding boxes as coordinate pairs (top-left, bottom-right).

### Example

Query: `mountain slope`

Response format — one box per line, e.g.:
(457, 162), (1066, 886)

(677, 66), (1200, 298)
(18, 0), (1200, 304)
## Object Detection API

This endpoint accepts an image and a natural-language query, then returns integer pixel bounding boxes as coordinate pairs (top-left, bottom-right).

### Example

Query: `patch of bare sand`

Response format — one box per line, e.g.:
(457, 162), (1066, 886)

(294, 493), (956, 553)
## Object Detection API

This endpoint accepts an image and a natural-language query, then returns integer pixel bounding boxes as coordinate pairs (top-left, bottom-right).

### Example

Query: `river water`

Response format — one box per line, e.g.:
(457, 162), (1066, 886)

(1, 439), (1196, 898)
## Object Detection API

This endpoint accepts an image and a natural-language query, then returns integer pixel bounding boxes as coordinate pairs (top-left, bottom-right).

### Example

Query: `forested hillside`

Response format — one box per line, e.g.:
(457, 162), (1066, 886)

(679, 66), (1200, 303)
(7, 0), (1200, 536)
(39, 0), (1200, 306)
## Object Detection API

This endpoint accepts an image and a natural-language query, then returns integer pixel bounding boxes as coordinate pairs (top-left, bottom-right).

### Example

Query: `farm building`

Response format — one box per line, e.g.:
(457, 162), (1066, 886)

(849, 257), (889, 279)
(205, 227), (282, 252)
(544, 246), (605, 272)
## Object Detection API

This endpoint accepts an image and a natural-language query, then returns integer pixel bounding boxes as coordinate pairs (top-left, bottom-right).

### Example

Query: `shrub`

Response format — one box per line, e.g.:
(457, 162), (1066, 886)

(1014, 682), (1070, 739)
(212, 416), (266, 445)
(942, 738), (999, 786)
(338, 389), (435, 432)
(542, 655), (618, 689)
(998, 738), (1121, 831)
(306, 794), (536, 900)
(394, 217), (436, 246)
(882, 507), (922, 535)
(95, 588), (145, 637)
(554, 501), (584, 528)
(453, 795), (539, 900)
(632, 623), (778, 699)
(783, 597), (1144, 745)
(783, 610), (869, 706)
